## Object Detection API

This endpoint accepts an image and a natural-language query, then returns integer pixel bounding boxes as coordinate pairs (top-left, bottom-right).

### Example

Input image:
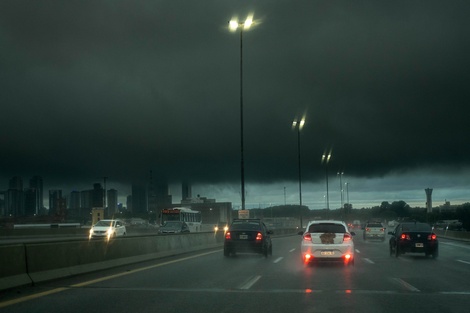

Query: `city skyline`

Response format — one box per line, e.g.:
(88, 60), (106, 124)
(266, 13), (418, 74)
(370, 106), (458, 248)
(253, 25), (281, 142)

(1, 1), (470, 212)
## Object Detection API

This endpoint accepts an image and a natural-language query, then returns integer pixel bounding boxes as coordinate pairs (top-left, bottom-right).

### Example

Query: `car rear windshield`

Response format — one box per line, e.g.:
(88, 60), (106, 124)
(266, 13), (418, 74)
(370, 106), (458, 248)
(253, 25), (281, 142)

(308, 223), (346, 233)
(367, 223), (383, 228)
(230, 221), (261, 231)
(402, 223), (432, 232)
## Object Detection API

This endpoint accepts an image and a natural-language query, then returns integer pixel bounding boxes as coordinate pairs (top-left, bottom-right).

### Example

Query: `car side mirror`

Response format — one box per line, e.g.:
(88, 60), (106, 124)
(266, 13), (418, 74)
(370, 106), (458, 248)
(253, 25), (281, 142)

(387, 231), (394, 235)
(350, 231), (356, 236)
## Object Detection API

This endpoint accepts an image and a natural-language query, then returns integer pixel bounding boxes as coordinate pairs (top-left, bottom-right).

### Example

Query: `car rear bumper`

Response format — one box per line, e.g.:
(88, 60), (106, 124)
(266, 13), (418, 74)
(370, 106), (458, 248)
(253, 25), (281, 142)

(224, 241), (265, 254)
(398, 242), (438, 253)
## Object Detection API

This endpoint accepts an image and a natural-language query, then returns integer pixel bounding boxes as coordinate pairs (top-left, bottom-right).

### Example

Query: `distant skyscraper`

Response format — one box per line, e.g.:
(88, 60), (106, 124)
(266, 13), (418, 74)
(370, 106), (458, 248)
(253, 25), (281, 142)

(6, 176), (24, 216)
(30, 176), (43, 214)
(107, 189), (118, 216)
(148, 171), (157, 213)
(182, 182), (192, 201)
(5, 189), (23, 216)
(132, 184), (147, 214)
(69, 191), (81, 218)
(49, 190), (63, 216)
(23, 188), (37, 216)
(92, 183), (104, 208)
(425, 188), (433, 214)
(156, 183), (172, 210)
(80, 190), (93, 211)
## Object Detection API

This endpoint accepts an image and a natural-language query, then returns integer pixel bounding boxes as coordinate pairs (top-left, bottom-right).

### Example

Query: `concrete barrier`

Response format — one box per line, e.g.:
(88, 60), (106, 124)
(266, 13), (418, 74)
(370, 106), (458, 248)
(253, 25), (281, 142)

(0, 232), (221, 291)
(0, 245), (32, 291)
(0, 229), (300, 291)
(434, 229), (470, 241)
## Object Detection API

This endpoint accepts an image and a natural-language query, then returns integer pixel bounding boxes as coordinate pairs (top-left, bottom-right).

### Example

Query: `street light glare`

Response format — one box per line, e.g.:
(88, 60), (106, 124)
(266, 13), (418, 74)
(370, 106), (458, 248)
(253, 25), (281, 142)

(229, 13), (255, 31)
(244, 16), (253, 29)
(229, 20), (239, 31)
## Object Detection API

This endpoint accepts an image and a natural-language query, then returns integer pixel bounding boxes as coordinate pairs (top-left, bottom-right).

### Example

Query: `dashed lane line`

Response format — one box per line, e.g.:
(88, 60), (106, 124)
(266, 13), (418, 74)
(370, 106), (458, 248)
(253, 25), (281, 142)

(239, 275), (261, 290)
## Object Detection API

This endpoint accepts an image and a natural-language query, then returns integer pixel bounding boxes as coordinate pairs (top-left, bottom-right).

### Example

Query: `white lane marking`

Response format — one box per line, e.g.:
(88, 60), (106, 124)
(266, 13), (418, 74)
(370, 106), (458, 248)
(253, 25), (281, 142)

(363, 258), (374, 264)
(355, 249), (360, 253)
(289, 248), (296, 252)
(392, 278), (420, 292)
(239, 275), (261, 290)
(273, 257), (283, 263)
(457, 259), (470, 265)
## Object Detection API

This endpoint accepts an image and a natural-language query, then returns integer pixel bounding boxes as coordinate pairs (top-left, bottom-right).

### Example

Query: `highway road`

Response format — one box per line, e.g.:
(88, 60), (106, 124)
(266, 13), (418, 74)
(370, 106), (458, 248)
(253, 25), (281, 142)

(1, 231), (469, 313)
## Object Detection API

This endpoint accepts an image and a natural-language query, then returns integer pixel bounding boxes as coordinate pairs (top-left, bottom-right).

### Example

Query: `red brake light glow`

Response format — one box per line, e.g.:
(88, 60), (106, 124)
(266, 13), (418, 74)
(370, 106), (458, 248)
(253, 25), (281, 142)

(303, 232), (312, 241)
(400, 233), (411, 240)
(428, 234), (437, 240)
(225, 232), (231, 240)
(256, 232), (263, 241)
(304, 254), (312, 262)
(343, 233), (352, 241)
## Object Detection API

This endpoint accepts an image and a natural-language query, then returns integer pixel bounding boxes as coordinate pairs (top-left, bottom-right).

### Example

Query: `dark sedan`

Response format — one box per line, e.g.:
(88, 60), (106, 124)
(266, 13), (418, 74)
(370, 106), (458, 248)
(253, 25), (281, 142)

(388, 222), (438, 258)
(224, 219), (273, 257)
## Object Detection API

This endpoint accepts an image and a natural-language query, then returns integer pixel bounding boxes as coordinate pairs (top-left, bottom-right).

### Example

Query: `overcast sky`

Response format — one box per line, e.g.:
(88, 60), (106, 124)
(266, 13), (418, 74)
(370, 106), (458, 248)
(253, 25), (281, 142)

(1, 1), (470, 209)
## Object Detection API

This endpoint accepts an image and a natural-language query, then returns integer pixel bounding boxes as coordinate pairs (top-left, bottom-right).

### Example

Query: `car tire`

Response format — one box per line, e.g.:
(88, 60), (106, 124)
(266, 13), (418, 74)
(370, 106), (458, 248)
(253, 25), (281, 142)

(223, 247), (230, 257)
(395, 244), (400, 258)
(268, 244), (273, 256)
(389, 244), (393, 257)
(432, 248), (439, 259)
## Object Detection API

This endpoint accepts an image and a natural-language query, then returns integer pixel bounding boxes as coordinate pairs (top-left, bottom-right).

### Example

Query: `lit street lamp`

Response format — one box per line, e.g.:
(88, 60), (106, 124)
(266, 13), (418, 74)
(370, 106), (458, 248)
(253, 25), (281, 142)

(292, 117), (305, 228)
(228, 14), (255, 211)
(321, 151), (332, 210)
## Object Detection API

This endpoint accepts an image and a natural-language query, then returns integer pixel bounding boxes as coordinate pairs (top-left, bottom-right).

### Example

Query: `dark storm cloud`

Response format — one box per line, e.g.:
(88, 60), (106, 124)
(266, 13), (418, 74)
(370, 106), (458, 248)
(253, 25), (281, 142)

(1, 0), (470, 190)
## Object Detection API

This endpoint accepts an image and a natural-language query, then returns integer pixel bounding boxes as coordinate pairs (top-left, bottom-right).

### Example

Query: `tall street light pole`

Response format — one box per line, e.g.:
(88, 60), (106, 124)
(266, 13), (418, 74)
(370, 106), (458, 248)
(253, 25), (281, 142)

(292, 117), (305, 228)
(321, 152), (332, 210)
(229, 15), (254, 211)
(337, 171), (344, 209)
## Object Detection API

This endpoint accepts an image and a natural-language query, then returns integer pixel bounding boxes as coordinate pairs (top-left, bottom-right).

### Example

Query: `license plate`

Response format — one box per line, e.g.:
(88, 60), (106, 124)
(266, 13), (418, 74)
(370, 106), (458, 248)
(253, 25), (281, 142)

(239, 235), (248, 239)
(321, 251), (334, 256)
(415, 243), (424, 248)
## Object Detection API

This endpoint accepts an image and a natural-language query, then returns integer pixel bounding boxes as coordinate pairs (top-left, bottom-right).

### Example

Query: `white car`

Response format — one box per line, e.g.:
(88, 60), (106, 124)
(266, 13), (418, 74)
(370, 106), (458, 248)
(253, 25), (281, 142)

(299, 220), (356, 265)
(363, 221), (386, 241)
(89, 219), (127, 240)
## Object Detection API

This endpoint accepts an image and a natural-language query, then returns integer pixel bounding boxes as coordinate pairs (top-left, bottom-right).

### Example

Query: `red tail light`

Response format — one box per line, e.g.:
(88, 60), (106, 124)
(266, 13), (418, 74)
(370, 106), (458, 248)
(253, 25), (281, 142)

(365, 228), (370, 232)
(428, 234), (437, 240)
(256, 232), (263, 241)
(380, 228), (385, 232)
(303, 232), (312, 241)
(343, 233), (352, 241)
(225, 232), (231, 240)
(400, 233), (411, 240)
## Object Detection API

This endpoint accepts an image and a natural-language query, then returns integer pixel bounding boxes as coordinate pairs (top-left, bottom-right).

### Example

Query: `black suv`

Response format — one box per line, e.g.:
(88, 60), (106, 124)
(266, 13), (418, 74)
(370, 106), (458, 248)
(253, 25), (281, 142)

(224, 219), (273, 257)
(388, 222), (438, 258)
